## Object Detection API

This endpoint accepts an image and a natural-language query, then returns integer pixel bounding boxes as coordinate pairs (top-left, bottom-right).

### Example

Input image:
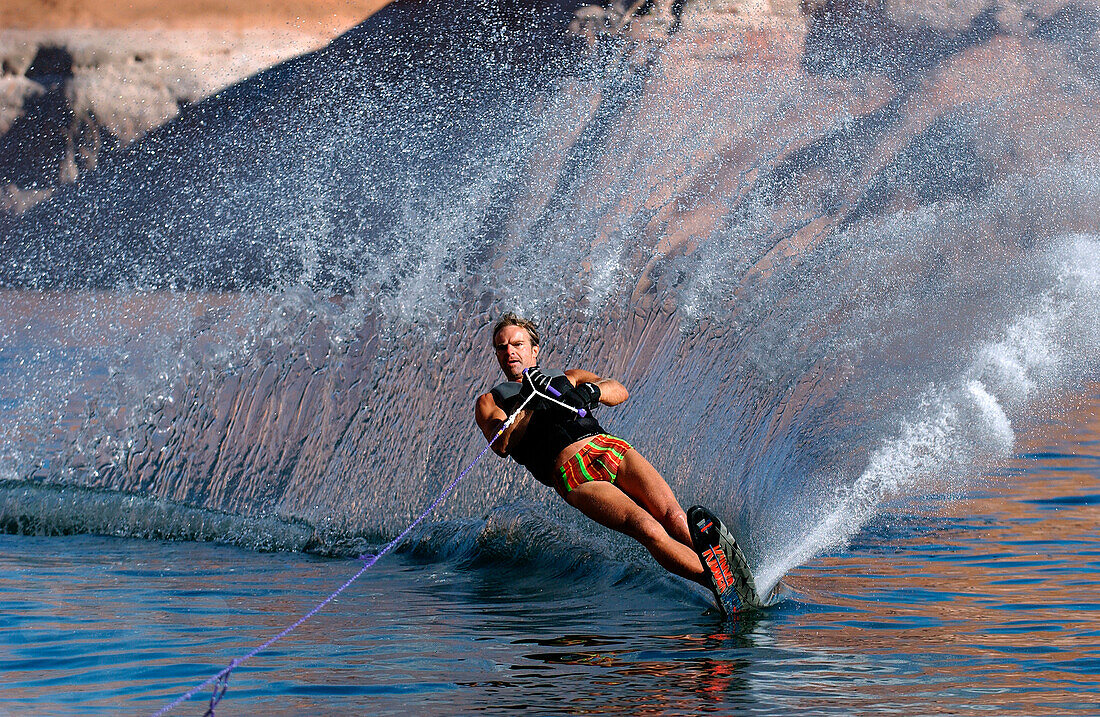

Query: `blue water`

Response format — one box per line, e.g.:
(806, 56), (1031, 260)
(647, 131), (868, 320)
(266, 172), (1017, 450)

(1, 393), (1096, 716)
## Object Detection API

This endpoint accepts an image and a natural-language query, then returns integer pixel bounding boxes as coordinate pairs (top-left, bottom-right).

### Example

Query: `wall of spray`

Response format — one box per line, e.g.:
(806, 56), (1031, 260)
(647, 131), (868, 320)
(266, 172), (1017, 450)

(1, 0), (1098, 590)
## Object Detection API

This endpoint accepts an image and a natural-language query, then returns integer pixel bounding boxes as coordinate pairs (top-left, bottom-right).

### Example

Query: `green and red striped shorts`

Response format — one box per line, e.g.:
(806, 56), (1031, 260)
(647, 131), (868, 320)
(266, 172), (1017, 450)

(559, 434), (633, 493)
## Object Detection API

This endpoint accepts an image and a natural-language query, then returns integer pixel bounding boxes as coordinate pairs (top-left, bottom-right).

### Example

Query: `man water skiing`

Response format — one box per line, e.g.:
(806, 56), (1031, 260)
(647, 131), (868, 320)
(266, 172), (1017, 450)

(474, 313), (708, 587)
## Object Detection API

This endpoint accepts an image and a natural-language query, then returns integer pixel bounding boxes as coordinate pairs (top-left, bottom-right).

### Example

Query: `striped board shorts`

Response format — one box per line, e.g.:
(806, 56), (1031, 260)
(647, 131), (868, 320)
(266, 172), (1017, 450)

(559, 434), (633, 493)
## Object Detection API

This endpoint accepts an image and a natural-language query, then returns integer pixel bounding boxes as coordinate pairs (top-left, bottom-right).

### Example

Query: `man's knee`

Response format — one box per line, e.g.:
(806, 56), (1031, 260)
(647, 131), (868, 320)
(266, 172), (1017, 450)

(626, 513), (668, 547)
(663, 506), (687, 529)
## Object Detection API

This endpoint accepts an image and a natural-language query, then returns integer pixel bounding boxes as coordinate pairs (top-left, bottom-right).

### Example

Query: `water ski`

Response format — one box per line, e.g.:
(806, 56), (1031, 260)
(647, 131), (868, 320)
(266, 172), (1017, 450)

(687, 505), (775, 616)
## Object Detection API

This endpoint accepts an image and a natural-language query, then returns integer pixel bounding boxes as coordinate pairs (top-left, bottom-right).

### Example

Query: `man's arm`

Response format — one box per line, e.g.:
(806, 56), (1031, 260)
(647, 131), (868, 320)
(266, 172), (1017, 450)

(474, 392), (531, 457)
(563, 369), (628, 406)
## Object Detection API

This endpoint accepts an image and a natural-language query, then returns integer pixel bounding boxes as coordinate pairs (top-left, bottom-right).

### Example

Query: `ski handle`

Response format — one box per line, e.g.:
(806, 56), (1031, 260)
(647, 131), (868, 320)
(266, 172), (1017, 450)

(522, 368), (588, 418)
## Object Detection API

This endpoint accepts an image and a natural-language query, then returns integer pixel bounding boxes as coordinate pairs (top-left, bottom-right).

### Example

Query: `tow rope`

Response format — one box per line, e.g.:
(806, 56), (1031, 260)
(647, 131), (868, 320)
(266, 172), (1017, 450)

(153, 369), (571, 716)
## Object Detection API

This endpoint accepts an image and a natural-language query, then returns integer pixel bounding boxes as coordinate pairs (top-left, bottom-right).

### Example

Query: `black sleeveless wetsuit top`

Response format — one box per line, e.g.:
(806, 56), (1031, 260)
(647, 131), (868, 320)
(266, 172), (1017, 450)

(490, 369), (606, 487)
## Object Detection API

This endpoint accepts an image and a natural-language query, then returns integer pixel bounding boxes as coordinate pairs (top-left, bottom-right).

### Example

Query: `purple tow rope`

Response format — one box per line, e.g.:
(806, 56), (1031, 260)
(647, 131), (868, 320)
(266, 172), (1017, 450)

(152, 389), (538, 716)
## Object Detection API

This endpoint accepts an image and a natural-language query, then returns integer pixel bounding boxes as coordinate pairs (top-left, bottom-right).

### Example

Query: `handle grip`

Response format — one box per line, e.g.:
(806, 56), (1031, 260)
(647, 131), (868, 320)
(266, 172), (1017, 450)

(523, 368), (586, 417)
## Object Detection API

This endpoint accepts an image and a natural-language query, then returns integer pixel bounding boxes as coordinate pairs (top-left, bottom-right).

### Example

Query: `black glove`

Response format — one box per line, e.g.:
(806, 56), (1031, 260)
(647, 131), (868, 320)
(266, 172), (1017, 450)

(518, 366), (551, 403)
(565, 382), (601, 411)
(524, 366), (554, 394)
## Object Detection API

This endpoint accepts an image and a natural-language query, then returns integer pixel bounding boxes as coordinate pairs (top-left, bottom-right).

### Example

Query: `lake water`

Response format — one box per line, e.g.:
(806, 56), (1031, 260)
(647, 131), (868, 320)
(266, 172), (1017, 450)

(2, 388), (1096, 716)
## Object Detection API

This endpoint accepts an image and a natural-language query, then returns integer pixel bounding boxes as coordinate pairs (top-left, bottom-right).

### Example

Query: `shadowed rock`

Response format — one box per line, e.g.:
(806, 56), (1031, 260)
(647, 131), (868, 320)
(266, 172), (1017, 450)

(0, 46), (119, 206)
(1031, 2), (1100, 44)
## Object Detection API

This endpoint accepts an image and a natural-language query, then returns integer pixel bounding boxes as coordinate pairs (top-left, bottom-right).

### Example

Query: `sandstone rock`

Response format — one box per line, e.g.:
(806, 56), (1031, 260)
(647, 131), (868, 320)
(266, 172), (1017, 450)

(0, 0), (389, 214)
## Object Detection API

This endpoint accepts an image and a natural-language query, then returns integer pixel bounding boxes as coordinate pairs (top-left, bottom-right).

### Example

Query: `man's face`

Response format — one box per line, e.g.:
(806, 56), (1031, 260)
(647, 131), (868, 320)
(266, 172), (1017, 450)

(493, 325), (539, 381)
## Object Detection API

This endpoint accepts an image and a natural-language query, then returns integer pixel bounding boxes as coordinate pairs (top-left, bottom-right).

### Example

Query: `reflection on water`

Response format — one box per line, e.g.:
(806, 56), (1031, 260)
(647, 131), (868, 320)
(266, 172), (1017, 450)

(788, 388), (1100, 715)
(0, 387), (1096, 715)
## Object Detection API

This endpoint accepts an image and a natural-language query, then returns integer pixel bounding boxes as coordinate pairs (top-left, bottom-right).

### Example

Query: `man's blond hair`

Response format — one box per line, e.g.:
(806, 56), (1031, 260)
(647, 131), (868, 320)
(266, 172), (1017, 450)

(491, 312), (540, 347)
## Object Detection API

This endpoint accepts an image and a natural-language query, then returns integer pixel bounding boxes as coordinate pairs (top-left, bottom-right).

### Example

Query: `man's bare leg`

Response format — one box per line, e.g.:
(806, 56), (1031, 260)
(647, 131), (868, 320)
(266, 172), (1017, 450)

(565, 481), (707, 585)
(613, 449), (694, 549)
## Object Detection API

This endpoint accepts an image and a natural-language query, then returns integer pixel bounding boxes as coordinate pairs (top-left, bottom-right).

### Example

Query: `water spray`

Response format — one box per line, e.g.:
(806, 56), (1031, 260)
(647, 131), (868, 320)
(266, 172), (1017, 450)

(152, 369), (577, 716)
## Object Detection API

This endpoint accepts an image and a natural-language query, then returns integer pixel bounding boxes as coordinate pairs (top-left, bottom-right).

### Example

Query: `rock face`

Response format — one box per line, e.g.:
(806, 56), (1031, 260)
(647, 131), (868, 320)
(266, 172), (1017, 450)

(0, 0), (389, 214)
(0, 45), (97, 212)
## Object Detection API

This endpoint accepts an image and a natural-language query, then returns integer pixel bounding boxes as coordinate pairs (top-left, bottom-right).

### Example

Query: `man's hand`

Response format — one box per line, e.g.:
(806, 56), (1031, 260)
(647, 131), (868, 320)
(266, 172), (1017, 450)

(565, 382), (601, 410)
(523, 366), (554, 396)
